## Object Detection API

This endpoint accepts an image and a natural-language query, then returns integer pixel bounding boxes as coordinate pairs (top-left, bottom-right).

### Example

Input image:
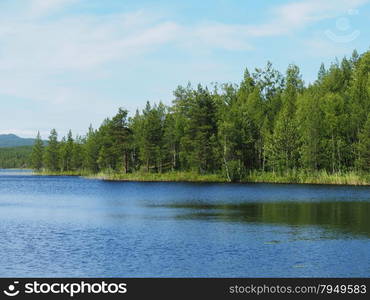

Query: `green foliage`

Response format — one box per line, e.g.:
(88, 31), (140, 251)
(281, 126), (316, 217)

(84, 125), (99, 172)
(29, 49), (370, 184)
(71, 135), (85, 170)
(30, 132), (44, 170)
(44, 129), (59, 171)
(0, 146), (32, 168)
(356, 114), (370, 171)
(184, 85), (219, 173)
(59, 130), (74, 171)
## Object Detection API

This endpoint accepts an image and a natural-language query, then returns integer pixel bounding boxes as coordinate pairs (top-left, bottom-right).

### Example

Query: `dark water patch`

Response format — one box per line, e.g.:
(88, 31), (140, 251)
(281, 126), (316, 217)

(154, 201), (370, 237)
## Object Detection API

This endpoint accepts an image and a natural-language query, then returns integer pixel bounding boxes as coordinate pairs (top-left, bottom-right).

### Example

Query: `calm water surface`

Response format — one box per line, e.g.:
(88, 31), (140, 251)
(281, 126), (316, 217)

(0, 169), (369, 277)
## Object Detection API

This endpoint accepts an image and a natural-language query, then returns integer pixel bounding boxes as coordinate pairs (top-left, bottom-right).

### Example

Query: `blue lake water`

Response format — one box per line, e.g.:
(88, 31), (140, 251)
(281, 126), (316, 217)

(0, 169), (369, 277)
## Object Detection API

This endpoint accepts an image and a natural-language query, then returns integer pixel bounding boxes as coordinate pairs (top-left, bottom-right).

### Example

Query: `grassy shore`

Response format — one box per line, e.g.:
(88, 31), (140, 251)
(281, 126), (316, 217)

(89, 170), (225, 183)
(35, 170), (91, 176)
(246, 170), (370, 186)
(34, 169), (370, 186)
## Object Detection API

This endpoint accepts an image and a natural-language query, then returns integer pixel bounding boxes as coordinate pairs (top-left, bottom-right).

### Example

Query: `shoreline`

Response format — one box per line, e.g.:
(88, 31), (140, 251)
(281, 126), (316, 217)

(32, 170), (370, 186)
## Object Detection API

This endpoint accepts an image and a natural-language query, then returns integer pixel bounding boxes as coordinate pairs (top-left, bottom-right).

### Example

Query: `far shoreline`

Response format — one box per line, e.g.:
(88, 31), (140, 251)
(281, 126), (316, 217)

(30, 170), (370, 187)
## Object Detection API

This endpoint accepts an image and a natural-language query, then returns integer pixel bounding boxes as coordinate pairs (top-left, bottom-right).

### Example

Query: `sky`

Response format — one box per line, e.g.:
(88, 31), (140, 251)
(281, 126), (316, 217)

(0, 0), (369, 138)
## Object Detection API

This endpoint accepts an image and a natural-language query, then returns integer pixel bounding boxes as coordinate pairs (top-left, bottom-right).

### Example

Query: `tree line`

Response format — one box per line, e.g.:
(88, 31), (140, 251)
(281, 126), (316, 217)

(0, 146), (32, 168)
(31, 49), (370, 181)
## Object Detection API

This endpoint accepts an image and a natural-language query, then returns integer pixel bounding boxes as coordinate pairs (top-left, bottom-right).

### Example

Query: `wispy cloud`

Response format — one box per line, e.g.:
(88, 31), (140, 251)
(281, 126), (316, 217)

(0, 9), (180, 107)
(218, 0), (369, 38)
(0, 0), (368, 137)
(2, 0), (367, 83)
(303, 38), (353, 57)
(28, 0), (78, 17)
(177, 0), (369, 51)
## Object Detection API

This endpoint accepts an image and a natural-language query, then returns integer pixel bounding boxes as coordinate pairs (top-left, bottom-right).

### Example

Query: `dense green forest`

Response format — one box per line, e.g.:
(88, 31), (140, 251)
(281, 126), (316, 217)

(0, 146), (32, 168)
(31, 49), (370, 183)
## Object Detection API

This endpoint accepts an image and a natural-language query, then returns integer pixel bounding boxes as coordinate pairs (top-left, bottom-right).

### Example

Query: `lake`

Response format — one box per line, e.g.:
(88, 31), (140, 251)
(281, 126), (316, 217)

(0, 169), (369, 277)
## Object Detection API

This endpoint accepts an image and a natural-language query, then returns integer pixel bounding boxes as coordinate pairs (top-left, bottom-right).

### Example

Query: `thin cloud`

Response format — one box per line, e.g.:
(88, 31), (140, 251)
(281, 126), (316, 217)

(181, 0), (369, 50)
(246, 0), (369, 37)
(28, 0), (78, 17)
(303, 38), (353, 57)
(0, 0), (368, 137)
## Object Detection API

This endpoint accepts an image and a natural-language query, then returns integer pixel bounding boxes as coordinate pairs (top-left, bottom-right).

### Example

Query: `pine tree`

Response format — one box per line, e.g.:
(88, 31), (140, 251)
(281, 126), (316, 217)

(162, 112), (178, 171)
(65, 130), (74, 171)
(105, 108), (133, 173)
(271, 106), (299, 171)
(59, 137), (67, 171)
(317, 63), (327, 83)
(83, 125), (100, 172)
(269, 64), (303, 171)
(97, 145), (112, 170)
(321, 93), (346, 172)
(31, 132), (44, 171)
(349, 52), (370, 140)
(137, 102), (165, 172)
(296, 88), (325, 170)
(356, 114), (370, 171)
(44, 129), (59, 171)
(71, 135), (84, 171)
(186, 85), (219, 173)
(58, 131), (74, 171)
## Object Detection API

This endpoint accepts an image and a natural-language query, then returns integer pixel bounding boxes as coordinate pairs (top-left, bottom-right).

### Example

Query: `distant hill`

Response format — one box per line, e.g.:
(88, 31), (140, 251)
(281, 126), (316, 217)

(0, 134), (38, 148)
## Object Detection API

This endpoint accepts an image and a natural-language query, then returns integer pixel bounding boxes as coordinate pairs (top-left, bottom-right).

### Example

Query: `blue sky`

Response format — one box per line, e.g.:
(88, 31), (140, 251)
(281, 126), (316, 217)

(0, 0), (369, 138)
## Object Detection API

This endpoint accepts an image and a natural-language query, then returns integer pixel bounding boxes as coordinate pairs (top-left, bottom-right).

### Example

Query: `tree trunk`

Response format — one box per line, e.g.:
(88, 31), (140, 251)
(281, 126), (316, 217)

(223, 136), (231, 182)
(173, 147), (176, 171)
(124, 151), (128, 174)
(332, 134), (335, 173)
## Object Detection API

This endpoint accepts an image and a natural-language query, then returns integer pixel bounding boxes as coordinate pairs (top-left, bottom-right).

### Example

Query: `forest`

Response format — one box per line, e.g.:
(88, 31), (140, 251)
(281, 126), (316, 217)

(30, 49), (370, 184)
(0, 146), (32, 169)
